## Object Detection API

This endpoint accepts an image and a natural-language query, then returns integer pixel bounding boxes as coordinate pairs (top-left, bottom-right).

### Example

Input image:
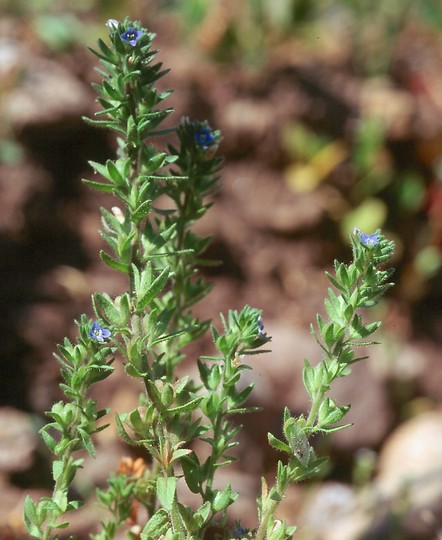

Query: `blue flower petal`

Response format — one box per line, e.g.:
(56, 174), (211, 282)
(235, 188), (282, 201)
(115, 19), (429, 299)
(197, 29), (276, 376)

(120, 28), (144, 47)
(89, 321), (111, 342)
(194, 126), (216, 148)
(360, 233), (379, 247)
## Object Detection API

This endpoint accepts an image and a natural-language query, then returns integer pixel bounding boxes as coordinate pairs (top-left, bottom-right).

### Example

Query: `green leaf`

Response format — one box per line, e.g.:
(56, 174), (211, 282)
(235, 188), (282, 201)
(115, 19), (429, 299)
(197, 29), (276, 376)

(318, 400), (350, 428)
(136, 266), (170, 311)
(143, 152), (168, 175)
(77, 427), (96, 458)
(156, 476), (177, 511)
(141, 508), (170, 540)
(336, 262), (350, 289)
(193, 501), (211, 528)
(92, 292), (123, 326)
(128, 408), (145, 435)
(349, 319), (381, 340)
(124, 362), (148, 379)
(106, 160), (126, 185)
(132, 200), (152, 224)
(40, 428), (57, 453)
(100, 251), (130, 274)
(212, 484), (237, 512)
(52, 460), (63, 481)
(324, 288), (343, 325)
(302, 358), (315, 400)
(114, 413), (136, 446)
(88, 160), (110, 179)
(66, 499), (83, 511)
(268, 433), (291, 454)
(23, 496), (42, 538)
(102, 79), (122, 100)
(96, 38), (118, 62)
(181, 455), (201, 494)
(170, 448), (192, 464)
(53, 489), (68, 513)
(167, 397), (203, 415)
(82, 178), (115, 193)
(53, 521), (70, 529)
(322, 322), (336, 348)
(317, 422), (353, 433)
(82, 117), (125, 133)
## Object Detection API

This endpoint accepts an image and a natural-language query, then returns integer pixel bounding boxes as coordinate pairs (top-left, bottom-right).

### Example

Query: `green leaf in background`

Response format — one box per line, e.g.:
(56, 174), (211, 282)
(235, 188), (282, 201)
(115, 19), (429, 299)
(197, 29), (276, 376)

(33, 14), (82, 50)
(396, 172), (425, 213)
(340, 197), (387, 238)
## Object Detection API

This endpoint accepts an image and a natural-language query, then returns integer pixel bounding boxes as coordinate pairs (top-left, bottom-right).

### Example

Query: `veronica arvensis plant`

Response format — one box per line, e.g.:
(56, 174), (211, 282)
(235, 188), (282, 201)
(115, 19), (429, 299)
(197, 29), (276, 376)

(24, 17), (395, 540)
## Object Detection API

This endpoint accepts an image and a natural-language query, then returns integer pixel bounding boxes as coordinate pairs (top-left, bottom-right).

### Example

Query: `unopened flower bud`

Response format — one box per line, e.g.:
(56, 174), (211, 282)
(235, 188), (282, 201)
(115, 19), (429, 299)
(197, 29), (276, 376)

(106, 19), (119, 30)
(111, 206), (125, 223)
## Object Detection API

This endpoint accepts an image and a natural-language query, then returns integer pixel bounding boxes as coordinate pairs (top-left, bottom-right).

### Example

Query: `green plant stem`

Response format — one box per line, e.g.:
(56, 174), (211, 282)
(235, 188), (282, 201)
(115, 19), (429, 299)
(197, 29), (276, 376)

(203, 348), (232, 496)
(254, 477), (289, 540)
(203, 413), (223, 497)
(305, 386), (326, 430)
(42, 454), (73, 540)
(170, 168), (195, 326)
(42, 357), (93, 539)
(255, 503), (276, 540)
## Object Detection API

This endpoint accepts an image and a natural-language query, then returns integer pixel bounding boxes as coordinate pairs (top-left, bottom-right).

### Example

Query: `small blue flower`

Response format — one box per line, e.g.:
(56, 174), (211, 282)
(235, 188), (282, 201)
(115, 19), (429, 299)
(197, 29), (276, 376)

(120, 28), (144, 47)
(360, 232), (379, 247)
(89, 322), (111, 342)
(194, 126), (216, 148)
(233, 526), (248, 539)
(257, 315), (266, 339)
